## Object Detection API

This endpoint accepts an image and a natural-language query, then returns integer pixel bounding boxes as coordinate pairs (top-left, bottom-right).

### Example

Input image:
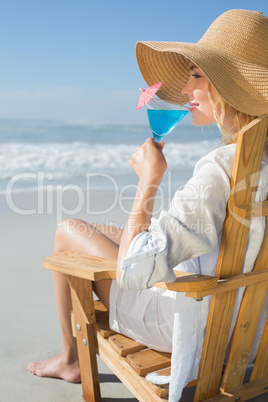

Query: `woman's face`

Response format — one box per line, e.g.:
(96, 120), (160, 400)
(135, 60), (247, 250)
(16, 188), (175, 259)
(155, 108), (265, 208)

(181, 63), (217, 126)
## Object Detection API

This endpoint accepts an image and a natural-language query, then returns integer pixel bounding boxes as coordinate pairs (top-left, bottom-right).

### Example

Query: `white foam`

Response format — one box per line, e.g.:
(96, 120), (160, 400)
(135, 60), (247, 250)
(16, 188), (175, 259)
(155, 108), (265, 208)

(0, 140), (218, 182)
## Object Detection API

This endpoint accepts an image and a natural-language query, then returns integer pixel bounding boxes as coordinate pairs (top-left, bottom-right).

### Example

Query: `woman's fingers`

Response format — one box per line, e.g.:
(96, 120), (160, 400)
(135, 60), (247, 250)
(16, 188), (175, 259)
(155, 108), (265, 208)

(145, 137), (165, 151)
(155, 140), (165, 151)
(129, 145), (142, 163)
(130, 138), (165, 165)
(129, 137), (167, 183)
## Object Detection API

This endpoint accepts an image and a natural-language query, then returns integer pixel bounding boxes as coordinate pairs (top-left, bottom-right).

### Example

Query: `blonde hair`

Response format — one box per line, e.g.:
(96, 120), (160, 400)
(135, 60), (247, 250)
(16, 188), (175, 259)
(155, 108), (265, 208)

(208, 83), (257, 144)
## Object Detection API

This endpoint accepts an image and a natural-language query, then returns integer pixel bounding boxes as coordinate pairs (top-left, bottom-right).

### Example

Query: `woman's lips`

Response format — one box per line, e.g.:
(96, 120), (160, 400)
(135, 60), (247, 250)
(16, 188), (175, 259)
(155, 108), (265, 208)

(190, 103), (199, 112)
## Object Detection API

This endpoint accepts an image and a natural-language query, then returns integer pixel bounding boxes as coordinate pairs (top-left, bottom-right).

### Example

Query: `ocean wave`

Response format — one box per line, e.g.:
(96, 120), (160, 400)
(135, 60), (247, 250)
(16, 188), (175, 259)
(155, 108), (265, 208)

(0, 140), (218, 181)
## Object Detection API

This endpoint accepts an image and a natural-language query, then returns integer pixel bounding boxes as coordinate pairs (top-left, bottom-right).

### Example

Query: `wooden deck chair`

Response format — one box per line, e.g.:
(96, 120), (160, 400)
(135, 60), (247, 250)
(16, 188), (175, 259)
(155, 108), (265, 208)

(43, 115), (268, 401)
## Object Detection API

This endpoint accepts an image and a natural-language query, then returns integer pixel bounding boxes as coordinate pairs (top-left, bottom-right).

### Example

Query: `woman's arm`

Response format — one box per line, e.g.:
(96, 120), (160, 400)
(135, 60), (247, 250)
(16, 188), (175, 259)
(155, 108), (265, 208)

(116, 145), (234, 289)
(116, 137), (167, 284)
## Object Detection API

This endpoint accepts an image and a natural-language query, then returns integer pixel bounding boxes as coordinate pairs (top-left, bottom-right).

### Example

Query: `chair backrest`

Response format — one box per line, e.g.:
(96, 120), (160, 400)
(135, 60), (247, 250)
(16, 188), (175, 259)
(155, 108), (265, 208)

(194, 116), (268, 401)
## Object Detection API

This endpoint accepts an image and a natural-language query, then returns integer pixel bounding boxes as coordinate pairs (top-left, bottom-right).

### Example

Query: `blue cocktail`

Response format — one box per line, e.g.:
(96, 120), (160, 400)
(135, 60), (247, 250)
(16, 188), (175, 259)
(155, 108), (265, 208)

(145, 98), (190, 142)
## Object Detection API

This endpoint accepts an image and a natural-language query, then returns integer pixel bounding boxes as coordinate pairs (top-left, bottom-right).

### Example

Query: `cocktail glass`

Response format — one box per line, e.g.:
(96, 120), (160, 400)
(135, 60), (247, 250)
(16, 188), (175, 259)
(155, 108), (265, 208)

(145, 97), (190, 142)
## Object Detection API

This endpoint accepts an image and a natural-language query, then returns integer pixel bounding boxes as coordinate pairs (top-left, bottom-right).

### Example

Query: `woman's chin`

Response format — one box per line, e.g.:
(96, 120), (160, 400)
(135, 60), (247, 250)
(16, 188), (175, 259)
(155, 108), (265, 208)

(191, 114), (216, 127)
(191, 118), (203, 127)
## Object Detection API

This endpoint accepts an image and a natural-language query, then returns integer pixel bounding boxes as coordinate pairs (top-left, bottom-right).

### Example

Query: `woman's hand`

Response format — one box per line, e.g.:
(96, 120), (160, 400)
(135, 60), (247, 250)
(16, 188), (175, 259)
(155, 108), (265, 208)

(129, 137), (167, 186)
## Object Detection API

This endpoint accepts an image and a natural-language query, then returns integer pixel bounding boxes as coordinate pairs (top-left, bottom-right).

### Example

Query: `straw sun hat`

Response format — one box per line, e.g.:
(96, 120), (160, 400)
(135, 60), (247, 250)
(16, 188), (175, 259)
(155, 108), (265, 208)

(135, 9), (268, 116)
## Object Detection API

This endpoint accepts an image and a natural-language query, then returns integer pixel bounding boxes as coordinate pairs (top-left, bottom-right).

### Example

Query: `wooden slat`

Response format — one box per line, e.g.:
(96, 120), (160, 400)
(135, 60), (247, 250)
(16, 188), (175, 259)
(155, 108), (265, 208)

(146, 373), (197, 399)
(147, 387), (169, 399)
(221, 215), (268, 391)
(232, 200), (268, 219)
(195, 289), (239, 400)
(203, 377), (268, 401)
(186, 268), (268, 299)
(93, 299), (170, 398)
(194, 117), (268, 401)
(250, 218), (268, 381)
(146, 381), (169, 398)
(220, 281), (268, 391)
(95, 313), (116, 338)
(108, 333), (146, 356)
(217, 117), (268, 281)
(251, 319), (268, 381)
(155, 368), (171, 376)
(252, 216), (268, 271)
(185, 379), (198, 389)
(97, 332), (165, 401)
(126, 349), (171, 376)
(67, 275), (95, 324)
(44, 251), (117, 281)
(94, 299), (108, 314)
(67, 277), (101, 402)
(93, 301), (116, 339)
(154, 271), (218, 293)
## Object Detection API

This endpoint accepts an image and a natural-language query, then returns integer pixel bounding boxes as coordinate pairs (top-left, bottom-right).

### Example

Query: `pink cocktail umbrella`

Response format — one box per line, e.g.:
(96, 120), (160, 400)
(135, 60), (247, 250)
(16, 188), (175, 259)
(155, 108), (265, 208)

(136, 82), (162, 110)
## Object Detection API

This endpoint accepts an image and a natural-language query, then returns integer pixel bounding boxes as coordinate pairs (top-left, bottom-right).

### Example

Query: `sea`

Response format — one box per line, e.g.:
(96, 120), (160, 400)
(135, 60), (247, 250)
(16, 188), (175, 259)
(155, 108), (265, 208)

(0, 119), (220, 195)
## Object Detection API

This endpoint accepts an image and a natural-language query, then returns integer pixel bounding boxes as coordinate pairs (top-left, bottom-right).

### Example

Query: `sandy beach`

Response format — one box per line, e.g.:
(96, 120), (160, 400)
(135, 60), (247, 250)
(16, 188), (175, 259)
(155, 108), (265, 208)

(0, 188), (137, 401)
(1, 187), (172, 401)
(1, 188), (266, 402)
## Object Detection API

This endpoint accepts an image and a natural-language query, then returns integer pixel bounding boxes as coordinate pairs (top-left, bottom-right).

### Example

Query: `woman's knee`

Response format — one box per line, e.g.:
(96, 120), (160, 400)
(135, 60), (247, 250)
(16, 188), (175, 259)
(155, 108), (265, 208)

(54, 218), (90, 252)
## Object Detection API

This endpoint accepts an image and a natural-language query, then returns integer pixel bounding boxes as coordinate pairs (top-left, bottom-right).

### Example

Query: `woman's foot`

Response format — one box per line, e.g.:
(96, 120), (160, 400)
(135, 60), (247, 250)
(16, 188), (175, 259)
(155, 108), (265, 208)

(28, 354), (81, 383)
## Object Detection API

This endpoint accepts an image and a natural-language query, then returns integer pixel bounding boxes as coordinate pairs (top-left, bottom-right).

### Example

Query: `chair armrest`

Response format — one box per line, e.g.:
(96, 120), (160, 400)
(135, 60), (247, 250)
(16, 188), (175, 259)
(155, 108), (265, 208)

(43, 251), (218, 295)
(154, 271), (218, 293)
(43, 251), (117, 281)
(185, 267), (268, 299)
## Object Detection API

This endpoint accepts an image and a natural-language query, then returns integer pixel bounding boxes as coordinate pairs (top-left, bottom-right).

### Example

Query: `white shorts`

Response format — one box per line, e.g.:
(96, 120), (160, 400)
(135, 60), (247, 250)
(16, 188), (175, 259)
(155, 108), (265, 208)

(109, 280), (176, 353)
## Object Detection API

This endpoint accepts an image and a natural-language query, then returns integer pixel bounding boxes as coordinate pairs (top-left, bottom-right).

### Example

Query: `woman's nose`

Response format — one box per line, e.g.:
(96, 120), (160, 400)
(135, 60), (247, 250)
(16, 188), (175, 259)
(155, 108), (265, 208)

(181, 79), (192, 97)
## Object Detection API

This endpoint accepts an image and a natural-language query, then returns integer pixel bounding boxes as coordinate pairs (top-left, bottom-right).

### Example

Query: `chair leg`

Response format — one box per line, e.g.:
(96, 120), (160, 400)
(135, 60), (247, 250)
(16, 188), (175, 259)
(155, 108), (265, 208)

(67, 275), (101, 402)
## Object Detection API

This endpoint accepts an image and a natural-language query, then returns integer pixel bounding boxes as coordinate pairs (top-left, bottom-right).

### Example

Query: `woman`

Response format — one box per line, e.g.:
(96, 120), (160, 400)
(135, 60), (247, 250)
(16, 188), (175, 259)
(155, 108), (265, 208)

(28, 9), (268, 401)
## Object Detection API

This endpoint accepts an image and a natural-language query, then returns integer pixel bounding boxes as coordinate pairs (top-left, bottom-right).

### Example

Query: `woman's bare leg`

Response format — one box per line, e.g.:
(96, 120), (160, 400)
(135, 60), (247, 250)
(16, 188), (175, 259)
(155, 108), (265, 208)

(28, 219), (123, 382)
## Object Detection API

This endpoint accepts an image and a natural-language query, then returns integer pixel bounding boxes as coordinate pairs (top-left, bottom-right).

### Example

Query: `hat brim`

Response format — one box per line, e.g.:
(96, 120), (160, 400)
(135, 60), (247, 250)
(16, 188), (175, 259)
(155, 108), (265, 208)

(136, 41), (268, 116)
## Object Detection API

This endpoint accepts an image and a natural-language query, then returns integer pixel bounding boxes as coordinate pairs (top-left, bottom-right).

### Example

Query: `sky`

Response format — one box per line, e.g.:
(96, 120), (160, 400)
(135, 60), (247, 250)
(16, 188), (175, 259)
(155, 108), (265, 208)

(0, 0), (267, 125)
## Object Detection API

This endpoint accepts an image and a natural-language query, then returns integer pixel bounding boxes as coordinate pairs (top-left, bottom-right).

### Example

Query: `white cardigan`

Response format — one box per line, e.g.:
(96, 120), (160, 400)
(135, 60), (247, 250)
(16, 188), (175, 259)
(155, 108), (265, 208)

(120, 144), (268, 401)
